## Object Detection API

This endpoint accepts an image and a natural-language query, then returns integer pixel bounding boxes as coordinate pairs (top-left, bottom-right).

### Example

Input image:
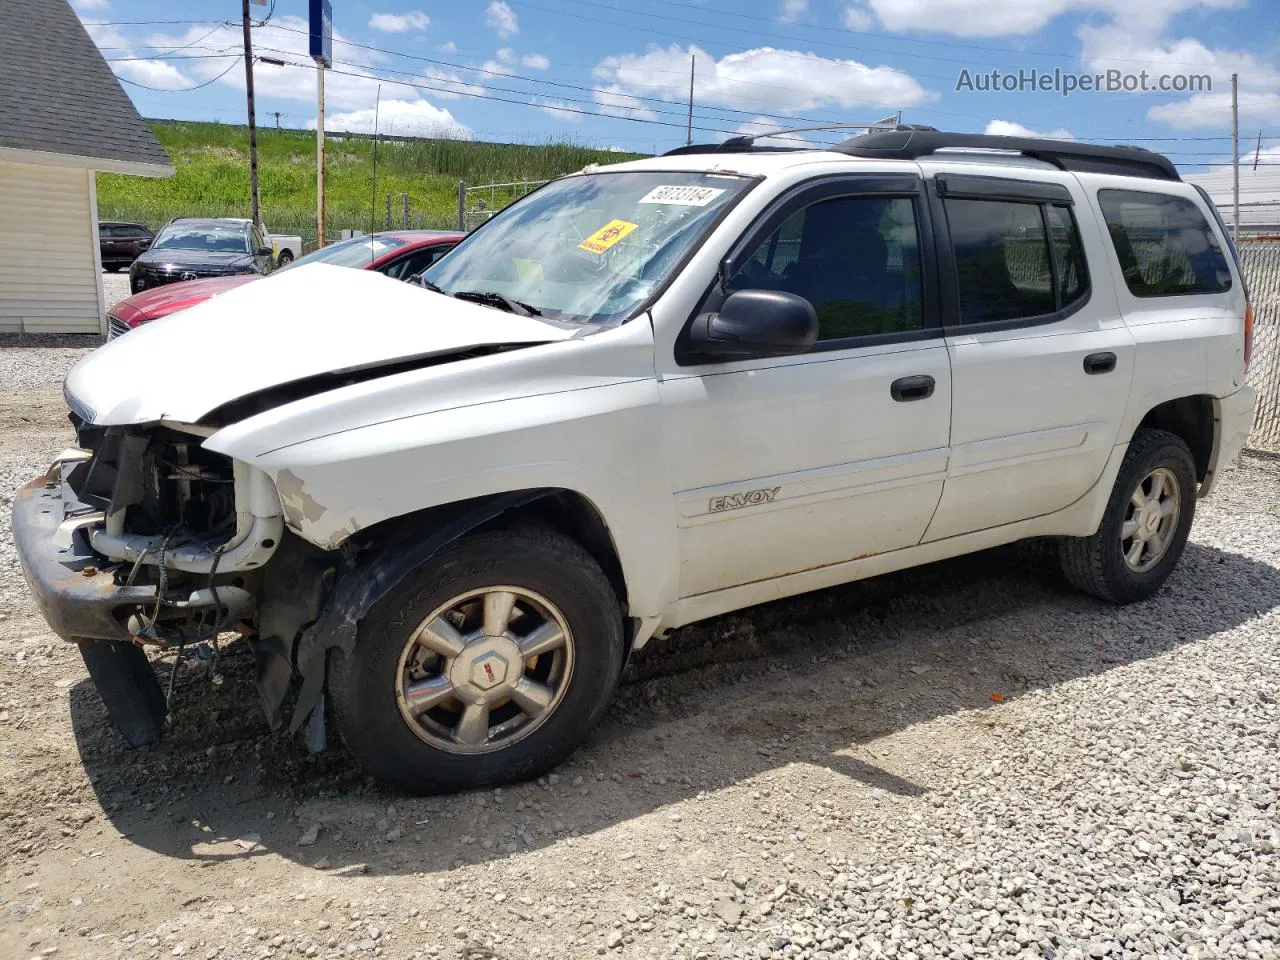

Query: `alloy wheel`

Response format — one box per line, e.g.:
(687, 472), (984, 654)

(394, 586), (574, 754)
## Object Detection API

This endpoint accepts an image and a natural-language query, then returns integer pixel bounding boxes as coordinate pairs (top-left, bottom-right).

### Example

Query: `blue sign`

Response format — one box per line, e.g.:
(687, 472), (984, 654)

(309, 0), (332, 67)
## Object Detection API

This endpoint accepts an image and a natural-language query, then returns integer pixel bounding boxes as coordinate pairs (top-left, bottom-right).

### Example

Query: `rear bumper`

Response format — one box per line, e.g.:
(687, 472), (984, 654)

(10, 468), (154, 643)
(1202, 386), (1258, 497)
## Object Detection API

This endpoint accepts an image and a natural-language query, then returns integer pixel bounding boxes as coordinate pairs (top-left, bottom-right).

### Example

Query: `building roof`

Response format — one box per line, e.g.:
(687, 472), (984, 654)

(0, 0), (172, 176)
(1184, 167), (1280, 236)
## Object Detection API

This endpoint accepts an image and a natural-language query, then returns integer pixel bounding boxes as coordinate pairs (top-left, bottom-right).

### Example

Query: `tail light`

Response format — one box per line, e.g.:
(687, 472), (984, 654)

(1244, 301), (1254, 372)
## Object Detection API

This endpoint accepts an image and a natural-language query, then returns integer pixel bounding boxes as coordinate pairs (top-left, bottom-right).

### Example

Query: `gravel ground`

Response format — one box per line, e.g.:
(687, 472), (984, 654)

(102, 271), (131, 312)
(1, 341), (1278, 960)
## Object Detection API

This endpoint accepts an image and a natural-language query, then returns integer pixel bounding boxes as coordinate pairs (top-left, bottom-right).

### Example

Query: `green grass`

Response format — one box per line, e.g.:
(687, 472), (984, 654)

(97, 120), (646, 248)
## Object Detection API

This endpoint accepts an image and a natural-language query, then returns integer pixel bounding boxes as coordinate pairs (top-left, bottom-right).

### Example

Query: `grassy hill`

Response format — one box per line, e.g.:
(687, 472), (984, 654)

(97, 120), (645, 248)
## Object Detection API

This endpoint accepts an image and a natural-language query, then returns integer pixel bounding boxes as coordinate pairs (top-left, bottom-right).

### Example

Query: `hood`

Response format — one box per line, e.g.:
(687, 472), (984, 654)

(111, 275), (256, 325)
(67, 264), (577, 426)
(135, 248), (255, 269)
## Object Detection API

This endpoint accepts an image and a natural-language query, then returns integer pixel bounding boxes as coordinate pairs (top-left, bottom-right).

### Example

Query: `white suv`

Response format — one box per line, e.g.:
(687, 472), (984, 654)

(13, 128), (1257, 793)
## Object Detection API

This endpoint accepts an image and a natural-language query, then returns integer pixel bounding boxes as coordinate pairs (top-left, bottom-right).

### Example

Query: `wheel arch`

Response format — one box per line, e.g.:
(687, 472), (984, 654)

(285, 487), (635, 736)
(1135, 394), (1214, 483)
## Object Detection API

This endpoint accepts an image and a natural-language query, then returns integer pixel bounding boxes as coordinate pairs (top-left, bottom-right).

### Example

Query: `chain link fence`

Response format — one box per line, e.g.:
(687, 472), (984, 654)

(455, 179), (546, 231)
(1240, 239), (1280, 452)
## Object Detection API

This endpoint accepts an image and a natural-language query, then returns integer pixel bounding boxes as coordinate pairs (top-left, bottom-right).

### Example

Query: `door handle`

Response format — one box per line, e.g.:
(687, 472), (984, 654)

(1083, 352), (1117, 375)
(890, 374), (936, 402)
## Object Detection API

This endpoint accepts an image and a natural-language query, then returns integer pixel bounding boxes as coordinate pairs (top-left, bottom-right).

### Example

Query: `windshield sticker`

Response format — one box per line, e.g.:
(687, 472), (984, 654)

(578, 219), (638, 255)
(637, 185), (726, 206)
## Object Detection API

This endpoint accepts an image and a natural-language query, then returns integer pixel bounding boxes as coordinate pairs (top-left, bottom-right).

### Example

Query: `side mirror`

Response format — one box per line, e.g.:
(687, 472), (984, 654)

(257, 245), (274, 257)
(687, 289), (818, 359)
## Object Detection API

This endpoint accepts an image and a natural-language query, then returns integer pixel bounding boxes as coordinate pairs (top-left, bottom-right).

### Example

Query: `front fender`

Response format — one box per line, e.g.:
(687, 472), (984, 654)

(208, 378), (677, 623)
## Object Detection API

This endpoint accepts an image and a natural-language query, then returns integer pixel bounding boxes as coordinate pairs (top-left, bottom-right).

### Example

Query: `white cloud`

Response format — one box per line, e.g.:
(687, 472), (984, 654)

(139, 14), (472, 141)
(437, 40), (458, 53)
(861, 0), (1243, 39)
(421, 67), (486, 100)
(72, 0), (109, 11)
(735, 116), (813, 147)
(1077, 26), (1280, 130)
(522, 53), (550, 70)
(480, 48), (517, 77)
(778, 0), (808, 22)
(984, 119), (1074, 139)
(114, 58), (194, 91)
(485, 1), (519, 39)
(592, 85), (659, 122)
(368, 11), (431, 34)
(842, 5), (874, 29)
(319, 99), (471, 139)
(594, 43), (933, 117)
(536, 99), (582, 122)
(78, 14), (198, 90)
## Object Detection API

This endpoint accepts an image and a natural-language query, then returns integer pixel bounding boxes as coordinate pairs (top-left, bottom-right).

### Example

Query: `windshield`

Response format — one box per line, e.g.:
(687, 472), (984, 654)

(153, 222), (251, 253)
(279, 234), (408, 272)
(422, 171), (752, 324)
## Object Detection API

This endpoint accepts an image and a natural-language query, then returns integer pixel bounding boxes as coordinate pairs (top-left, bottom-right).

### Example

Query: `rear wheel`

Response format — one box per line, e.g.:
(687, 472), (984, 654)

(329, 526), (623, 794)
(276, 251), (294, 267)
(1059, 428), (1197, 603)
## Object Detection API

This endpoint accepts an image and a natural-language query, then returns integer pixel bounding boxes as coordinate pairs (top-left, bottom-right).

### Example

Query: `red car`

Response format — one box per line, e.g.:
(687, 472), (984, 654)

(106, 230), (464, 339)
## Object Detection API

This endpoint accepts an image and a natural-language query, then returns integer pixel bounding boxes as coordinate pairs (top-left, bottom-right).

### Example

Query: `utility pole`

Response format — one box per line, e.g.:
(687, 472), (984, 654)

(241, 0), (261, 230)
(1255, 130), (1263, 171)
(316, 63), (326, 246)
(686, 54), (695, 146)
(1231, 72), (1239, 246)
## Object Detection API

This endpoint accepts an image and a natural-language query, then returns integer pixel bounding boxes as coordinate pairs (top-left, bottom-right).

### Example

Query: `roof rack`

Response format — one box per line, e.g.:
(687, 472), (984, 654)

(662, 121), (915, 157)
(833, 129), (1179, 181)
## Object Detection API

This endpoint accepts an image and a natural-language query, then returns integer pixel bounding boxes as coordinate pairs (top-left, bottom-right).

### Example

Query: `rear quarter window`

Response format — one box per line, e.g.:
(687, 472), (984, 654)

(1097, 189), (1232, 297)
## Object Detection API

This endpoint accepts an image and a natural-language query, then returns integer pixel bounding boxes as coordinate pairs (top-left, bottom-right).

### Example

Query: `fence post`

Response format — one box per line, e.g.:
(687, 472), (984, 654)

(401, 193), (409, 230)
(456, 180), (466, 231)
(385, 193), (392, 229)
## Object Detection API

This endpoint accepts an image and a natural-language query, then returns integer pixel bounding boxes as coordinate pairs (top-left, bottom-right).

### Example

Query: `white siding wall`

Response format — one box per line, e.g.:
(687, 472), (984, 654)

(0, 160), (104, 334)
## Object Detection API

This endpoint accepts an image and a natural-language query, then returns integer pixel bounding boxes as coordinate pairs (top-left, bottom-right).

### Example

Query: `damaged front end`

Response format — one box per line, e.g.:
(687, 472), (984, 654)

(11, 417), (338, 746)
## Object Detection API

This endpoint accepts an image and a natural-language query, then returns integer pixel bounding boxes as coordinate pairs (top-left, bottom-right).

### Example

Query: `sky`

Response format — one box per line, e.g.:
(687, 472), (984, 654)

(72, 0), (1280, 170)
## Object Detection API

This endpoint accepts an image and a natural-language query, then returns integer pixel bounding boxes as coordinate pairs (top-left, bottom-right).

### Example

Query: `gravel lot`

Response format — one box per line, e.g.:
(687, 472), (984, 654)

(1, 337), (1278, 960)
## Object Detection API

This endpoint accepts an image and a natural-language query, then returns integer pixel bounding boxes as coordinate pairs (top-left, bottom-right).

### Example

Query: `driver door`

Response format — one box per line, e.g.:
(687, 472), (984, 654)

(657, 175), (953, 598)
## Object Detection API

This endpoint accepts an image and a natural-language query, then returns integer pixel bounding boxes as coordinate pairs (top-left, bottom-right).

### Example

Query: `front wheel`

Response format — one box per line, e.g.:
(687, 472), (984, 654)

(1059, 428), (1198, 603)
(329, 526), (624, 794)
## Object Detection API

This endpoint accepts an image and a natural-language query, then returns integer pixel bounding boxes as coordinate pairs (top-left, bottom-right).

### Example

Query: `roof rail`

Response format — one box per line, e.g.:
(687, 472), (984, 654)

(661, 121), (925, 157)
(834, 129), (1179, 181)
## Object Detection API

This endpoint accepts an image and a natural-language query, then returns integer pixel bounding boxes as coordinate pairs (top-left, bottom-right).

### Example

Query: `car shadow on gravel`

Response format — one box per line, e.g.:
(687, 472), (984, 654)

(0, 333), (105, 349)
(68, 538), (1280, 876)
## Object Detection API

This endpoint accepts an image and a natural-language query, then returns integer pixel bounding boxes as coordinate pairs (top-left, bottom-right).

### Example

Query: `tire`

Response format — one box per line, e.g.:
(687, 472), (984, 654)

(77, 638), (167, 747)
(104, 264), (121, 273)
(329, 526), (624, 794)
(276, 251), (294, 267)
(1059, 428), (1198, 604)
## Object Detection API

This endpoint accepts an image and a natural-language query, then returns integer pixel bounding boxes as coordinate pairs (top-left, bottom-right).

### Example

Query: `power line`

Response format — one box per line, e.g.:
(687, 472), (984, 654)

(594, 0), (1249, 70)
(115, 56), (242, 92)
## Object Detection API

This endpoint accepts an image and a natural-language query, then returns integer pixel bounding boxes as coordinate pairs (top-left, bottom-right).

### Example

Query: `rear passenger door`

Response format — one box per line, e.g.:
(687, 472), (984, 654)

(923, 173), (1135, 542)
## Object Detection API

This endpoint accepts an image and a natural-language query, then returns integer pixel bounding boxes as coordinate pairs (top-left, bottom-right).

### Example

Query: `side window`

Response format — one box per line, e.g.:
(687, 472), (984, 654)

(1097, 189), (1232, 297)
(382, 248), (450, 281)
(250, 226), (266, 252)
(728, 195), (923, 341)
(946, 199), (1054, 324)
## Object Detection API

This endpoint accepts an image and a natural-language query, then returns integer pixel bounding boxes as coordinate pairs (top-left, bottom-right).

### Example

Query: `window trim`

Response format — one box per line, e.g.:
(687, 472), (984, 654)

(936, 173), (1073, 205)
(1099, 187), (1235, 300)
(929, 180), (1093, 336)
(675, 173), (940, 366)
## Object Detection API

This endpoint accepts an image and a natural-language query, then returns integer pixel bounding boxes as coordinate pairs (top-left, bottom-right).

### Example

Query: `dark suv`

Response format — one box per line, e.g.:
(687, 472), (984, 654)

(99, 221), (154, 272)
(128, 217), (276, 294)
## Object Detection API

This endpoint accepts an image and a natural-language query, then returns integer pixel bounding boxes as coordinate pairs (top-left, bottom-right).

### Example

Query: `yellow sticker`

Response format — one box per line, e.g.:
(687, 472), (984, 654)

(578, 219), (638, 255)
